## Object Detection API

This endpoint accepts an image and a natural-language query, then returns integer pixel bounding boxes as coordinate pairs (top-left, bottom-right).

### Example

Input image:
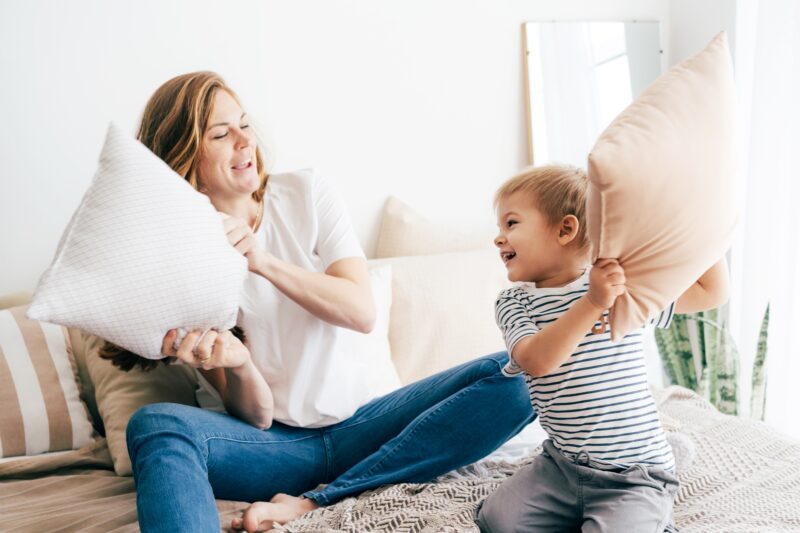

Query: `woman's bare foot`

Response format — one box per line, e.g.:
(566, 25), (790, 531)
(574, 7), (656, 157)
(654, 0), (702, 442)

(231, 493), (319, 532)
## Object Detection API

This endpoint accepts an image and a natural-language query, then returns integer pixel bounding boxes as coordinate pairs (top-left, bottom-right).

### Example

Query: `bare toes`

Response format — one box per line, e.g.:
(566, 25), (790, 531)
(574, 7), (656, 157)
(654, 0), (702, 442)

(241, 502), (274, 532)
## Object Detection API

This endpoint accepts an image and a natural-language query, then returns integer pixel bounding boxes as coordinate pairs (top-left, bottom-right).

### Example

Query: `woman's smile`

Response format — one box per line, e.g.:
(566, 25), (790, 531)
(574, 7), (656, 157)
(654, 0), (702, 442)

(231, 159), (253, 171)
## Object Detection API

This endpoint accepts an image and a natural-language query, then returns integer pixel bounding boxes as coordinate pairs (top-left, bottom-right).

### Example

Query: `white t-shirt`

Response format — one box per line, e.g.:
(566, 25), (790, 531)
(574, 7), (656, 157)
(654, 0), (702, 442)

(196, 169), (383, 428)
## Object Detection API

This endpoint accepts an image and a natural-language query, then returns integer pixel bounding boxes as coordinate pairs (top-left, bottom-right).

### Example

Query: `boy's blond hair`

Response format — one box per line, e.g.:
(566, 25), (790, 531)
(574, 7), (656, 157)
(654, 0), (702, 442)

(495, 164), (590, 251)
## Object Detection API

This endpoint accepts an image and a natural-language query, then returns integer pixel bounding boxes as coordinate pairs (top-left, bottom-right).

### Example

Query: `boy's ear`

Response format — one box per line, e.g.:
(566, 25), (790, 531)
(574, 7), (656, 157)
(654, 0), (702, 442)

(557, 215), (580, 245)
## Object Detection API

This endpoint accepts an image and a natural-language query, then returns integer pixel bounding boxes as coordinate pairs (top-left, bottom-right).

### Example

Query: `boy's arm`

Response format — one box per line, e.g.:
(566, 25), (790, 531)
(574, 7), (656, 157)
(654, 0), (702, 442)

(511, 295), (606, 378)
(675, 256), (730, 314)
(511, 259), (625, 378)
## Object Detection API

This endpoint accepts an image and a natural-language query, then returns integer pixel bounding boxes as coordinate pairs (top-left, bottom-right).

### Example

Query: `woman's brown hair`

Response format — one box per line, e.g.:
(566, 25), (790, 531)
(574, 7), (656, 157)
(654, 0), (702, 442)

(100, 71), (263, 371)
(136, 70), (268, 201)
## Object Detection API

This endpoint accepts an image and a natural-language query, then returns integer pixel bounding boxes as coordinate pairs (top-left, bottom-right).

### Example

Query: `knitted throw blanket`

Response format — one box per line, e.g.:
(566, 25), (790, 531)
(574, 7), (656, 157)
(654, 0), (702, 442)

(276, 386), (800, 532)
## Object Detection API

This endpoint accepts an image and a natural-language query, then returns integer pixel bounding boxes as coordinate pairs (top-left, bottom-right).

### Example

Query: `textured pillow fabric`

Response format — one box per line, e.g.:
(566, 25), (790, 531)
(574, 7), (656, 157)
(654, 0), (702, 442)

(587, 32), (737, 341)
(0, 305), (97, 459)
(372, 250), (510, 384)
(84, 340), (198, 476)
(27, 122), (248, 359)
(376, 196), (497, 258)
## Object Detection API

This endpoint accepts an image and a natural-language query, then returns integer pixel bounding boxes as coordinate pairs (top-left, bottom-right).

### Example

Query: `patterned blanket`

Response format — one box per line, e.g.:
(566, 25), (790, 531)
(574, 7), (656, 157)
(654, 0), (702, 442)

(277, 386), (800, 532)
(1, 386), (798, 532)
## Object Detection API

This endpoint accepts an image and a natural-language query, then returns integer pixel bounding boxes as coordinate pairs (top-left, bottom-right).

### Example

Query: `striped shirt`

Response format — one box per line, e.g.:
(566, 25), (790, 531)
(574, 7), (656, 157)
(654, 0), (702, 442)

(495, 269), (676, 472)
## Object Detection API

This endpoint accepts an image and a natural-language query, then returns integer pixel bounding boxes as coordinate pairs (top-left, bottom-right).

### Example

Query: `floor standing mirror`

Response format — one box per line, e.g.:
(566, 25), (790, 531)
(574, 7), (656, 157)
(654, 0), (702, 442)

(523, 21), (663, 167)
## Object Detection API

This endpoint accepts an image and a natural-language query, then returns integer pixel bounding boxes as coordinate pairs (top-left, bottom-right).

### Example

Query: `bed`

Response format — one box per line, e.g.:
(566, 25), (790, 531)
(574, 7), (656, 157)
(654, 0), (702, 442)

(2, 198), (799, 532)
(2, 386), (800, 532)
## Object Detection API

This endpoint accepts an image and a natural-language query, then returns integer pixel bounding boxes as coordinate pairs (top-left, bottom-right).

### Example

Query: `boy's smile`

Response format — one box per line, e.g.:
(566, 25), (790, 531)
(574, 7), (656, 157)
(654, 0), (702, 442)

(500, 250), (516, 264)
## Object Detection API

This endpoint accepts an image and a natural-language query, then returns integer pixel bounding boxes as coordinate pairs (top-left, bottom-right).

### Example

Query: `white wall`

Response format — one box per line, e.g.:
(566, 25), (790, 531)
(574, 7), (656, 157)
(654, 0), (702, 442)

(0, 0), (676, 296)
(1, 0), (745, 392)
(667, 0), (737, 65)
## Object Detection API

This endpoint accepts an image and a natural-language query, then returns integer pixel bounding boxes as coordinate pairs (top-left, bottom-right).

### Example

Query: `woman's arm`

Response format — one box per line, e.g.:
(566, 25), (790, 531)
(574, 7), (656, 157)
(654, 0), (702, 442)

(221, 209), (375, 334)
(163, 329), (274, 429)
(675, 256), (730, 314)
(200, 361), (274, 430)
(252, 253), (376, 334)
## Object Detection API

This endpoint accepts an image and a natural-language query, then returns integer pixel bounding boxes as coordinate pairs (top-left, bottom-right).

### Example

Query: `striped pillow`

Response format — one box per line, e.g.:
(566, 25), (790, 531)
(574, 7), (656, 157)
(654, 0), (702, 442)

(0, 305), (96, 459)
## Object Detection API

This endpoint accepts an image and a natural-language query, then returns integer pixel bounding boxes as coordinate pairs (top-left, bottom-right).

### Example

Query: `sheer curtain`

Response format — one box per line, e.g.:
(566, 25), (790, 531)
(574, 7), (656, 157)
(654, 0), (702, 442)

(731, 0), (800, 438)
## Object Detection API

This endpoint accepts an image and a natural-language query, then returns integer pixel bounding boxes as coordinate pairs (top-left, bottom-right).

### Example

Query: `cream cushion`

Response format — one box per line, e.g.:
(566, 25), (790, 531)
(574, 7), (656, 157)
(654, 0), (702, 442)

(587, 32), (737, 341)
(0, 305), (97, 459)
(373, 250), (510, 385)
(376, 196), (496, 258)
(84, 339), (198, 476)
(27, 122), (247, 359)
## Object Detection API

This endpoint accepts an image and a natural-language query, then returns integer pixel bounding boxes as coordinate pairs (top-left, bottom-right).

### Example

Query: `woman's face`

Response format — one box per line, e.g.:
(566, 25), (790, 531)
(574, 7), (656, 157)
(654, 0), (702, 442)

(196, 90), (260, 200)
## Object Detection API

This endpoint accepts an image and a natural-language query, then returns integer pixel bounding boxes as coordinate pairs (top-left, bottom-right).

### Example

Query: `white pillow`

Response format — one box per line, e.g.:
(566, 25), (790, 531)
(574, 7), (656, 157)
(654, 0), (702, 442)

(371, 249), (510, 385)
(27, 123), (247, 360)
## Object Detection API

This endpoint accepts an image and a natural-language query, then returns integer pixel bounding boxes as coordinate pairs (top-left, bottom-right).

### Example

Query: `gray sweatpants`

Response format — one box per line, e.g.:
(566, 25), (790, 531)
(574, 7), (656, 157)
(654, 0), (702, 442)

(475, 439), (679, 533)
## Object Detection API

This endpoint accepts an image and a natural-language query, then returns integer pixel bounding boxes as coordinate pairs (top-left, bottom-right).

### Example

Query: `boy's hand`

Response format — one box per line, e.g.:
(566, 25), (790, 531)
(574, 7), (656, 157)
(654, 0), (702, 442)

(587, 259), (626, 309)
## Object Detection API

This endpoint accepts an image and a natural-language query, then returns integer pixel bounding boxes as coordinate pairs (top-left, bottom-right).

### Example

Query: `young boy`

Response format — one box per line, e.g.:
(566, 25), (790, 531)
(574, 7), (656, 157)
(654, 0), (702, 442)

(476, 165), (729, 532)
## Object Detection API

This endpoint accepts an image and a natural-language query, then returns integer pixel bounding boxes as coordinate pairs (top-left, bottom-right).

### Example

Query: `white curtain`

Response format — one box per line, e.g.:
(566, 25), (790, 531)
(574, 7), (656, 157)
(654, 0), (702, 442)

(731, 0), (800, 438)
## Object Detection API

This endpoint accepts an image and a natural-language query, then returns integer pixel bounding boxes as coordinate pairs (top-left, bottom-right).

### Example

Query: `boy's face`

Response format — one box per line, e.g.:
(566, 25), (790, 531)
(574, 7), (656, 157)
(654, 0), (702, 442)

(494, 192), (569, 284)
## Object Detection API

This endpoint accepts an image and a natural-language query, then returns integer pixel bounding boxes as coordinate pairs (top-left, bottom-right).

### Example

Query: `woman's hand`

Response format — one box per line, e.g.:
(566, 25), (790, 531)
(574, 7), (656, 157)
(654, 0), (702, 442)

(587, 258), (627, 310)
(220, 213), (268, 273)
(161, 328), (251, 370)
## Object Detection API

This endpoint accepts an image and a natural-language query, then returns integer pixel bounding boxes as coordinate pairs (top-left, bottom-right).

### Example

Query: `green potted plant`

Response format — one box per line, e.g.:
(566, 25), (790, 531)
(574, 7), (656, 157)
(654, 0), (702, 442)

(655, 303), (769, 418)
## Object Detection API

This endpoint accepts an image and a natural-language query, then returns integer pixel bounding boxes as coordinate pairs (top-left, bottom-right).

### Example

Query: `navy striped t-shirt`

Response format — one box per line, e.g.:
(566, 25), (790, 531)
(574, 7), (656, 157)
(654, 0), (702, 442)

(495, 268), (676, 472)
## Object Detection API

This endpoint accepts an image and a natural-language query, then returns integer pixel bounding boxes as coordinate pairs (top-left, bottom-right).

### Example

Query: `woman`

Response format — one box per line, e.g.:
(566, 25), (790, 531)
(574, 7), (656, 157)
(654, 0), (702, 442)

(116, 71), (535, 532)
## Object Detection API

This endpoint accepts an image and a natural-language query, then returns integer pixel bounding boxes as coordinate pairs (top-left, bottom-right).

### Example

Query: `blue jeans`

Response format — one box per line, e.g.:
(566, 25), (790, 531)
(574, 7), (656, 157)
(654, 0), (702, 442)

(127, 352), (535, 532)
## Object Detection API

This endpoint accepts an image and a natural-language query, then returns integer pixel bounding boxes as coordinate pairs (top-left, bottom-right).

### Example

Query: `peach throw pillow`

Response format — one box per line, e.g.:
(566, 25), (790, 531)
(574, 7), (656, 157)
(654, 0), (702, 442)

(587, 32), (737, 341)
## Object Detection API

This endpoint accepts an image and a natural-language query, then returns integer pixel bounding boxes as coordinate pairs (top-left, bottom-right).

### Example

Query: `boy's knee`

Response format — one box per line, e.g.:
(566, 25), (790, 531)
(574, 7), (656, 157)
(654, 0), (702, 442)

(475, 494), (513, 533)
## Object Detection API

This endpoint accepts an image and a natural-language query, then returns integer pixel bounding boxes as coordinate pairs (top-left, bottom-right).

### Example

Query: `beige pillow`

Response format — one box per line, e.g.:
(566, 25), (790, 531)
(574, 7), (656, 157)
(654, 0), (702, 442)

(587, 32), (737, 341)
(85, 341), (198, 476)
(66, 328), (102, 432)
(376, 196), (497, 258)
(372, 250), (510, 384)
(0, 305), (97, 459)
(0, 292), (33, 310)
